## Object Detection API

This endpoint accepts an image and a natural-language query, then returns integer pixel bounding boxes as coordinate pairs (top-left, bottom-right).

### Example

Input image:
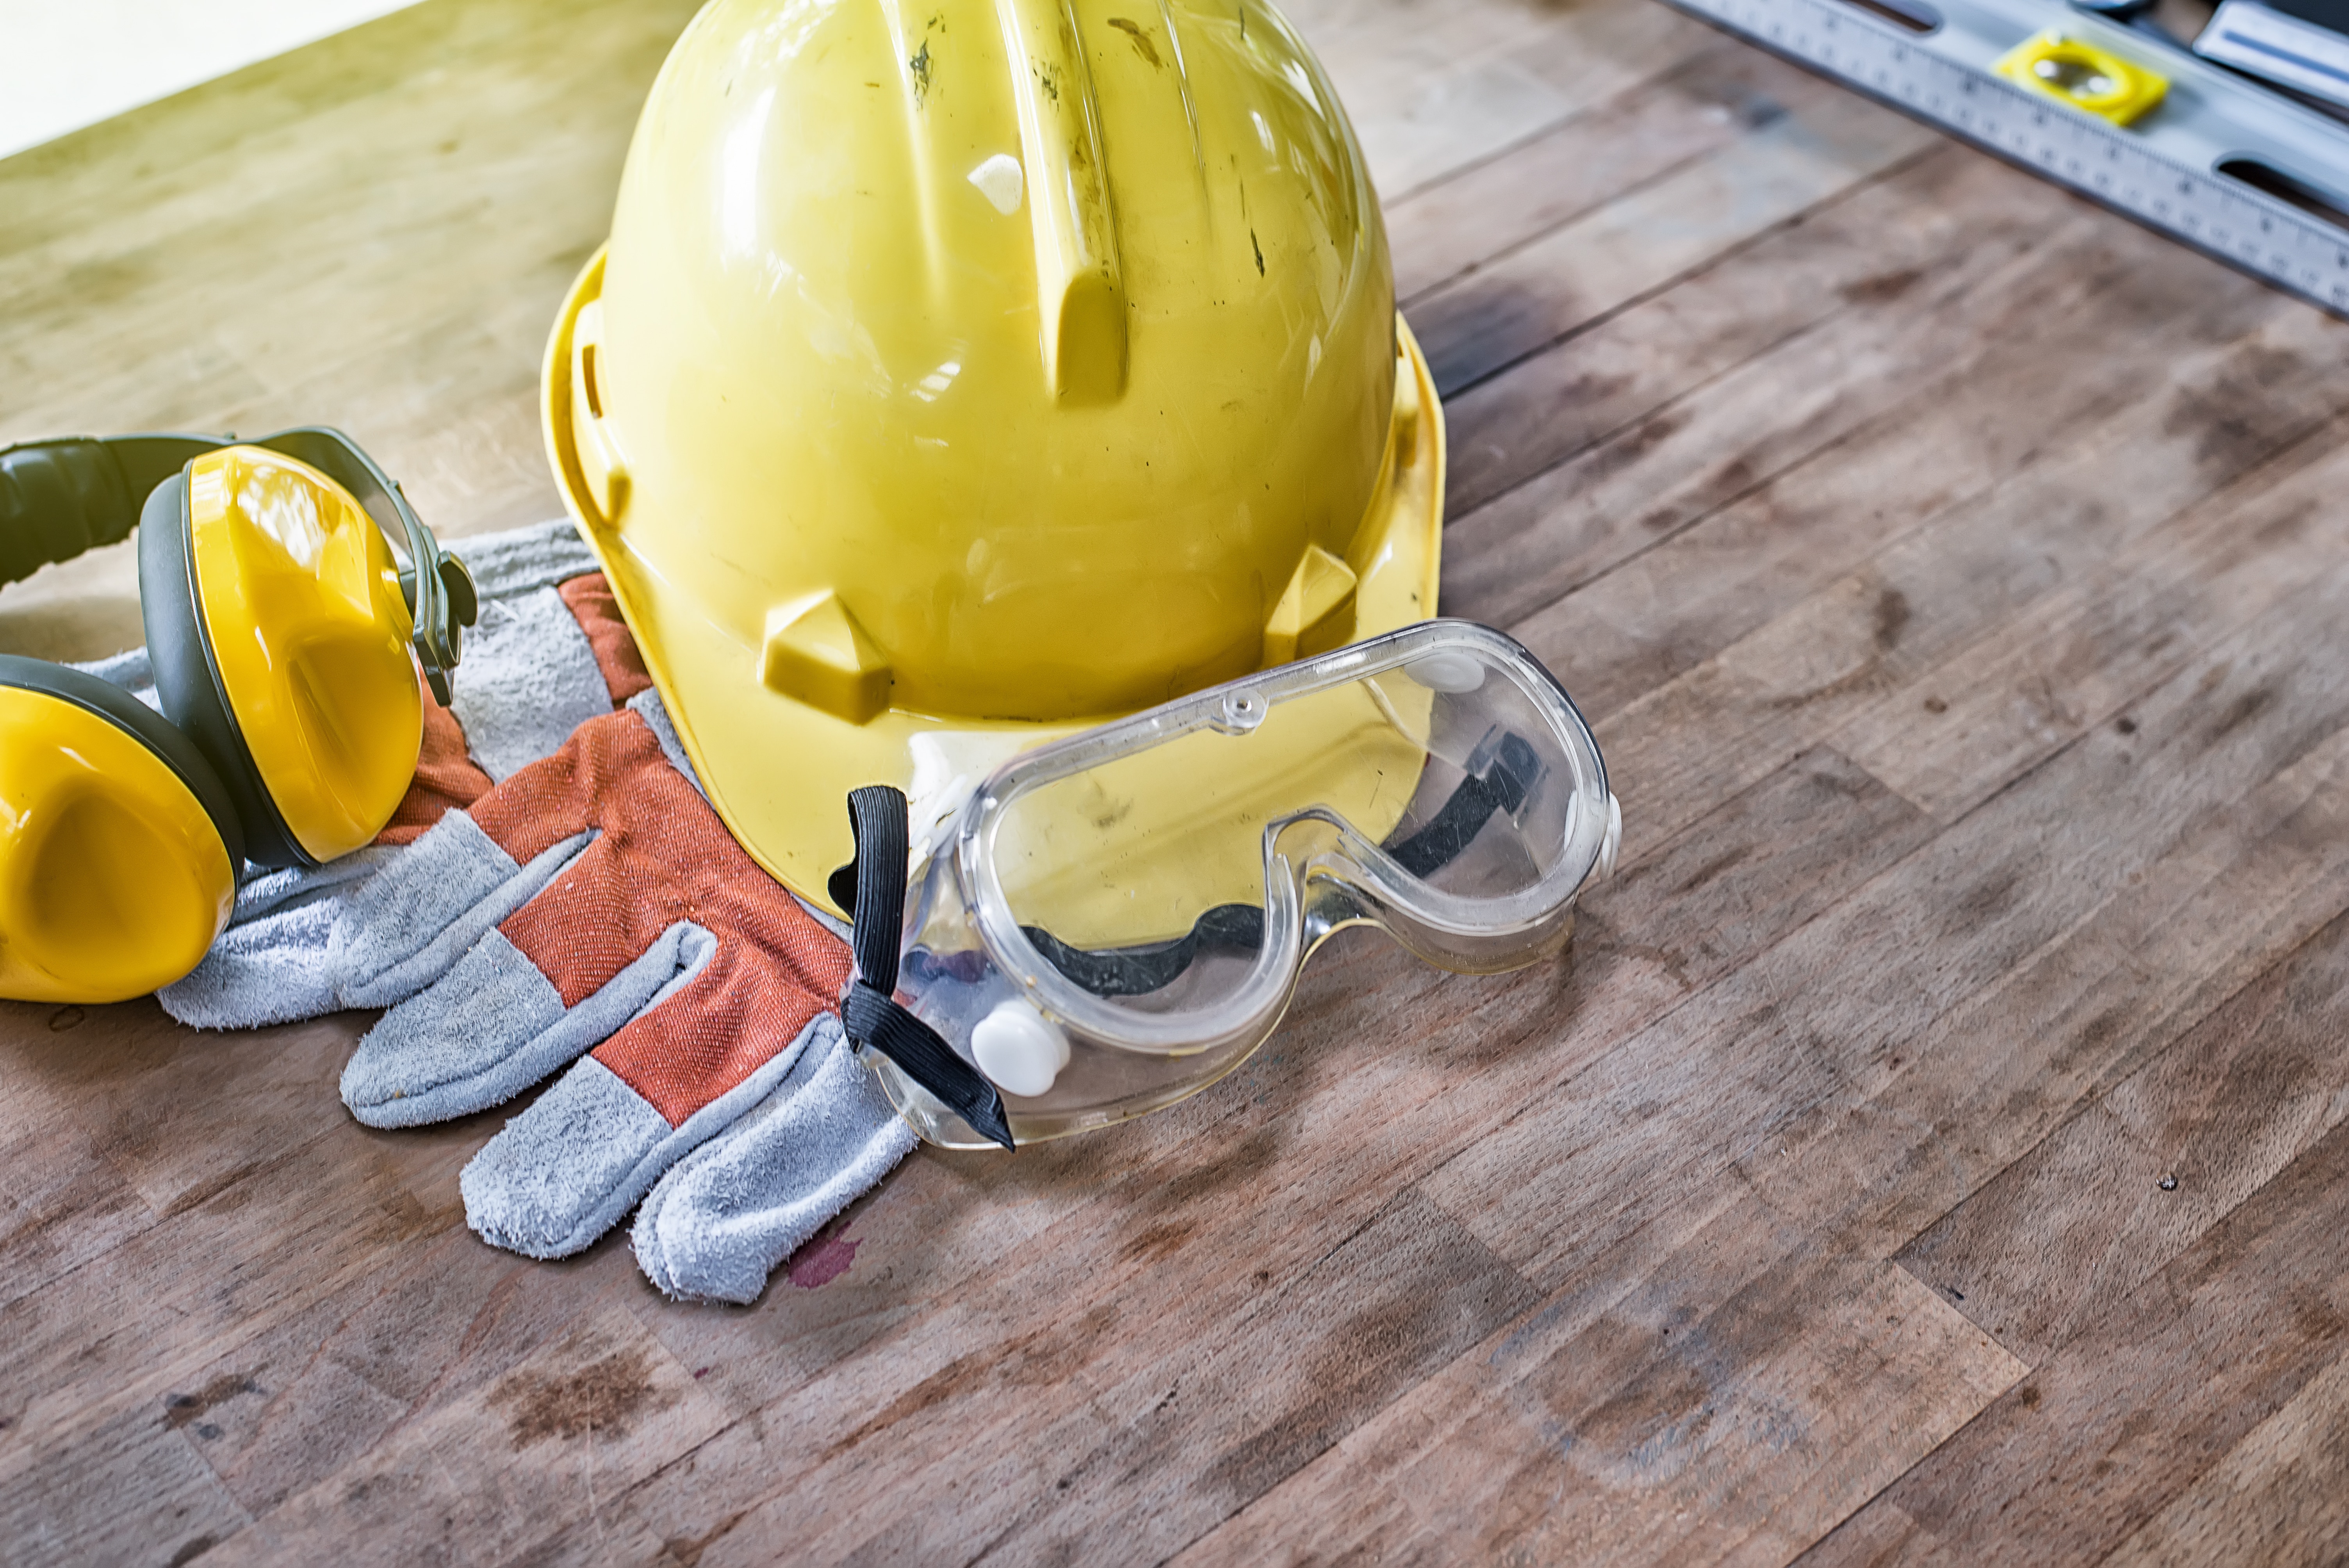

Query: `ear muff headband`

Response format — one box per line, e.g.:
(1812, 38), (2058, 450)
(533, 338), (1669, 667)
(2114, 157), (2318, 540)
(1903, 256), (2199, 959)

(0, 428), (476, 698)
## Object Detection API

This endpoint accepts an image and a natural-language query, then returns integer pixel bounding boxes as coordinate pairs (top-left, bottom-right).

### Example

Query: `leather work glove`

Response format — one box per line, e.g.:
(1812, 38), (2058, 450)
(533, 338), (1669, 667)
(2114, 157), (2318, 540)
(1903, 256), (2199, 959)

(329, 691), (914, 1293)
(121, 520), (913, 1303)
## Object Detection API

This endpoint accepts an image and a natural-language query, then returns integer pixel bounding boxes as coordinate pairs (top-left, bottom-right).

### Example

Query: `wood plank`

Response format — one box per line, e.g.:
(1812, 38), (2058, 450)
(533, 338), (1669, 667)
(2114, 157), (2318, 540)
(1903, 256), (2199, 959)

(157, 1228), (645, 1517)
(1175, 710), (2349, 1562)
(0, 1005), (157, 1313)
(2100, 1345), (2349, 1568)
(1171, 1201), (2023, 1565)
(1429, 559), (2349, 1292)
(0, 1395), (250, 1568)
(1390, 39), (1832, 301)
(0, 1073), (476, 1476)
(1440, 177), (2117, 634)
(1289, 0), (1715, 199)
(198, 1306), (729, 1564)
(1836, 407), (2349, 823)
(665, 1192), (1540, 1565)
(1895, 906), (2349, 1362)
(554, 750), (1947, 1560)
(1410, 85), (1937, 394)
(1740, 707), (2349, 1263)
(1306, 732), (2349, 1558)
(1569, 299), (2349, 857)
(1805, 1117), (2349, 1566)
(1435, 146), (2064, 521)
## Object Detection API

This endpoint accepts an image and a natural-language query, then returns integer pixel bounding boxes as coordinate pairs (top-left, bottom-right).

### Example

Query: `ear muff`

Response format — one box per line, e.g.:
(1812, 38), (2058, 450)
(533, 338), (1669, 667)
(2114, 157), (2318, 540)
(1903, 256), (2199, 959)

(0, 657), (241, 1003)
(140, 447), (426, 868)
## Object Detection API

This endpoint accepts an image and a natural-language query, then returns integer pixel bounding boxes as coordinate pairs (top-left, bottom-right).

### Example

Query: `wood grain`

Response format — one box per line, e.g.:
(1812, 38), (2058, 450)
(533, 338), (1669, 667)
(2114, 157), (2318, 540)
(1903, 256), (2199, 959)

(1809, 1117), (2349, 1566)
(1895, 905), (2349, 1362)
(2, 0), (2345, 1559)
(2101, 1345), (2349, 1568)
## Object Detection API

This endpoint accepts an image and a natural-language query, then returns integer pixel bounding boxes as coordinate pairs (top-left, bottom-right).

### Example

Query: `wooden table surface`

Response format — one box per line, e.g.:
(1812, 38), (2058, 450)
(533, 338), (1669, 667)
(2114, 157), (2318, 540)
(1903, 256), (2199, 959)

(4, 0), (2347, 1562)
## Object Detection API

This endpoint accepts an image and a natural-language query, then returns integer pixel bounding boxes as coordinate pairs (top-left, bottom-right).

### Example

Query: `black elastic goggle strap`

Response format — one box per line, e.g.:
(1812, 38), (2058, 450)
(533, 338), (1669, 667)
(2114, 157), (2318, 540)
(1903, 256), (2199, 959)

(1022, 903), (1267, 999)
(1383, 729), (1544, 881)
(838, 786), (1015, 1150)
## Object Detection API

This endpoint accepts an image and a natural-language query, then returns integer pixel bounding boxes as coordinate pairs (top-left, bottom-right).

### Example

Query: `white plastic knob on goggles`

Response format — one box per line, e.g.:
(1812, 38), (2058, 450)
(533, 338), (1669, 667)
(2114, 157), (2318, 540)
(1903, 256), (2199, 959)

(833, 620), (1622, 1151)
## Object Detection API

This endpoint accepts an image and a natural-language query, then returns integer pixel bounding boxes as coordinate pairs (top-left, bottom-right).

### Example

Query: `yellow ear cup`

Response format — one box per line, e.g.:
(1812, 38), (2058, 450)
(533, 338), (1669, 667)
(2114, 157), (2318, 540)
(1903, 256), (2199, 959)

(0, 688), (237, 1003)
(184, 446), (423, 862)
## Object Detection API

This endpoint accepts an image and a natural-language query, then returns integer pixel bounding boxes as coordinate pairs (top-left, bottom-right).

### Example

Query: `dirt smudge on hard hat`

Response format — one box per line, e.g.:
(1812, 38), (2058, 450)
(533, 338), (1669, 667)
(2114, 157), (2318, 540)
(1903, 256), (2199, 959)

(1107, 17), (1163, 66)
(908, 41), (935, 106)
(490, 1340), (680, 1450)
(829, 1303), (1118, 1455)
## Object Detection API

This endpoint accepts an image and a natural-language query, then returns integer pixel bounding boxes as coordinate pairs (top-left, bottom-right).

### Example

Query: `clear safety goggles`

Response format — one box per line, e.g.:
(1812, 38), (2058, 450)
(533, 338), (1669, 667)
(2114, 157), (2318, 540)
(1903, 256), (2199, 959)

(838, 620), (1620, 1150)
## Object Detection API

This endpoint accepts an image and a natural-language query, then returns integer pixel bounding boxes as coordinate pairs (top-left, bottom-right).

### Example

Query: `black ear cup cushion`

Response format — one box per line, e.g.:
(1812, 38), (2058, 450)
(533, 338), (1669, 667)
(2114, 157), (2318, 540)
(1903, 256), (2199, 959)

(137, 472), (314, 868)
(0, 654), (246, 869)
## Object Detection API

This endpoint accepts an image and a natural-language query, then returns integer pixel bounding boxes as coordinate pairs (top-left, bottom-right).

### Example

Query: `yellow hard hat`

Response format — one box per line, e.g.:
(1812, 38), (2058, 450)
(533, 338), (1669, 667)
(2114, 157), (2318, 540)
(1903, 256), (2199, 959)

(544, 0), (1445, 914)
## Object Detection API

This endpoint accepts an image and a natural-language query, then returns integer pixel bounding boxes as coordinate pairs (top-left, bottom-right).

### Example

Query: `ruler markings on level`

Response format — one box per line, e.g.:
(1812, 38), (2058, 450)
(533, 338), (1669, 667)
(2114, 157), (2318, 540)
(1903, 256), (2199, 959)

(1664, 0), (2349, 312)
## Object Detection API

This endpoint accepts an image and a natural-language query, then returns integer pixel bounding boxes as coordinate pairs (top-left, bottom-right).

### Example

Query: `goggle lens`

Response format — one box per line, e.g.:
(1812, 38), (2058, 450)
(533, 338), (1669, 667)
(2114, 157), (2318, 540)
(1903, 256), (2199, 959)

(886, 621), (1616, 1146)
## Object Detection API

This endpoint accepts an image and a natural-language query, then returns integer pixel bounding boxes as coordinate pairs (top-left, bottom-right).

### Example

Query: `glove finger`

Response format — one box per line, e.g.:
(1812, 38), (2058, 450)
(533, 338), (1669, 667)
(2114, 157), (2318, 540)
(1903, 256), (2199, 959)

(633, 1019), (913, 1304)
(334, 813), (592, 1009)
(341, 917), (714, 1129)
(461, 980), (834, 1260)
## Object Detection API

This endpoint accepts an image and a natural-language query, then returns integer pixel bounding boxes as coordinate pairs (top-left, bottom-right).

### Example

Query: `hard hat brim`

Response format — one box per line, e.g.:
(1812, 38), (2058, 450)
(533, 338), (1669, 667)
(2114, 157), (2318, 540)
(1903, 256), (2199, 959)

(542, 248), (1447, 915)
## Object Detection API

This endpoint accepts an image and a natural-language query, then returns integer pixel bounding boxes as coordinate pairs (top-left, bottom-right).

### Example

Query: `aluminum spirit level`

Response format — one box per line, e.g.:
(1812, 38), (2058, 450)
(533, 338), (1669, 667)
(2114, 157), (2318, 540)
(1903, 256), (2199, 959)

(1661, 0), (2349, 315)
